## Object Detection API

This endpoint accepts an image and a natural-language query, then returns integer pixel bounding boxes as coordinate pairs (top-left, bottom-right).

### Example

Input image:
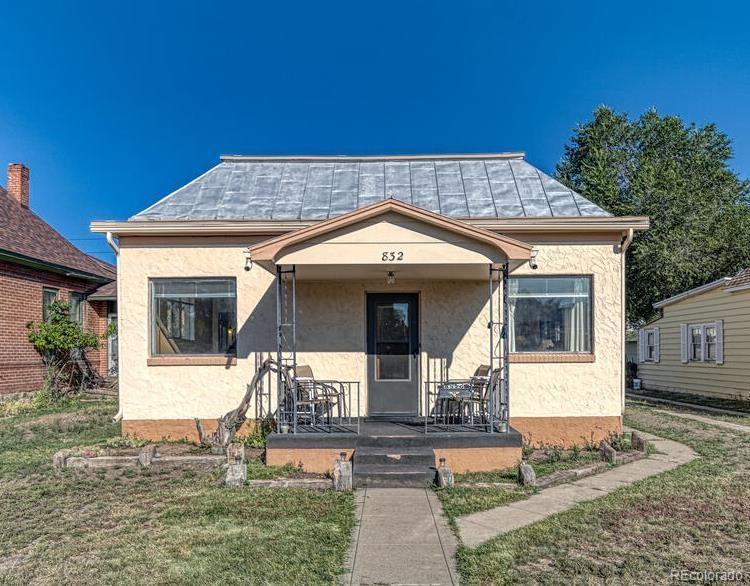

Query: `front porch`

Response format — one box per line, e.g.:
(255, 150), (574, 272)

(248, 200), (533, 475)
(266, 419), (524, 476)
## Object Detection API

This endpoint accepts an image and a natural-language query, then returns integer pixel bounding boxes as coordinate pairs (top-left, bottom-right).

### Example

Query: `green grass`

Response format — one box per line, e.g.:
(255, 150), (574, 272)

(630, 387), (750, 414)
(629, 396), (750, 426)
(0, 399), (355, 584)
(437, 485), (533, 521)
(453, 404), (750, 584)
(245, 459), (310, 480)
(437, 449), (605, 521)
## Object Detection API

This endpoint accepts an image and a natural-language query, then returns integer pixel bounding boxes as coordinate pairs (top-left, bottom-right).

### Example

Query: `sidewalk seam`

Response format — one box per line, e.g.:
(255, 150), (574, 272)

(347, 487), (366, 586)
(426, 488), (456, 586)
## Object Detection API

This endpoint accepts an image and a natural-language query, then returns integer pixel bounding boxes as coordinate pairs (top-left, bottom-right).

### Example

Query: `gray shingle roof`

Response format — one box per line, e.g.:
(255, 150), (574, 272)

(131, 154), (610, 221)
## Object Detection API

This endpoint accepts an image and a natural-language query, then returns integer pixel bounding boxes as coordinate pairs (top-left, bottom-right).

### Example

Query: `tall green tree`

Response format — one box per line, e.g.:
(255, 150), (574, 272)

(557, 106), (750, 325)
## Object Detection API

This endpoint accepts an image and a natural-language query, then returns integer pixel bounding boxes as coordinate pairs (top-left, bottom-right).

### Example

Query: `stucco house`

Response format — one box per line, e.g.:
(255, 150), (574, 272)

(92, 153), (648, 477)
(637, 267), (750, 402)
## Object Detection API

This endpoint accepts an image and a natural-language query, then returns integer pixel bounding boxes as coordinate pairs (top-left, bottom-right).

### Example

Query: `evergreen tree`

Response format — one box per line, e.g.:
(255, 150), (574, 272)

(557, 106), (750, 325)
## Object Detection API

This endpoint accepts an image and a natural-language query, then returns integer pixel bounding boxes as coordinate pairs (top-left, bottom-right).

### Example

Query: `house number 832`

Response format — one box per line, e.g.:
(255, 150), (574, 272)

(381, 251), (404, 261)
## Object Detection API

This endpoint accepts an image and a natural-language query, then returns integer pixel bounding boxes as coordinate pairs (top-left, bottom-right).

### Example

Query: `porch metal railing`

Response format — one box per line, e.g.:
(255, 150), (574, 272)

(278, 378), (361, 434)
(271, 260), (513, 435)
(422, 367), (509, 433)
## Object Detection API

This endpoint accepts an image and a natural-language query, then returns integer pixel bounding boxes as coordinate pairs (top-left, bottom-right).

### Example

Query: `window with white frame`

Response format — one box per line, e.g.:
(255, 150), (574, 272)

(639, 327), (659, 363)
(646, 330), (655, 361)
(689, 326), (703, 361)
(705, 325), (717, 361)
(680, 321), (723, 364)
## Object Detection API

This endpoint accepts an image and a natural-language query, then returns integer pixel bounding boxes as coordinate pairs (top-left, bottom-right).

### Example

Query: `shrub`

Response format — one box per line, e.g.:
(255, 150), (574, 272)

(26, 301), (100, 399)
(607, 432), (632, 452)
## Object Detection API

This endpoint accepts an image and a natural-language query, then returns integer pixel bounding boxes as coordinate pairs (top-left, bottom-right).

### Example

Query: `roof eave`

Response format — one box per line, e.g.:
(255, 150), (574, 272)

(0, 248), (113, 283)
(91, 215), (649, 237)
(652, 277), (731, 308)
(725, 283), (750, 293)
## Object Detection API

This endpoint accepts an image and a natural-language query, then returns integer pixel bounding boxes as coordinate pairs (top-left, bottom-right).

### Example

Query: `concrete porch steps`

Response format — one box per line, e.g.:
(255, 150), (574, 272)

(354, 445), (435, 466)
(353, 442), (436, 487)
(353, 463), (436, 488)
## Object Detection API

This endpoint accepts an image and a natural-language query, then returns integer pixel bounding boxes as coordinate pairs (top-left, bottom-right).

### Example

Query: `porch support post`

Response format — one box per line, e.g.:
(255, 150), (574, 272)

(275, 264), (298, 433)
(502, 261), (510, 433)
(275, 265), (283, 433)
(488, 264), (495, 433)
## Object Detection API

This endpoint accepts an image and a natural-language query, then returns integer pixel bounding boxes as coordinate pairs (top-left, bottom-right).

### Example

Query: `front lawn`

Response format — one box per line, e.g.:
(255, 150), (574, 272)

(0, 399), (355, 584)
(437, 444), (612, 521)
(454, 403), (750, 584)
(629, 387), (750, 415)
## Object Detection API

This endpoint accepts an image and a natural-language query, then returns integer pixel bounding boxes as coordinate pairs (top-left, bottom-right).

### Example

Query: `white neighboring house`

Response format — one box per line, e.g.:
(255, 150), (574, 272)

(637, 267), (750, 401)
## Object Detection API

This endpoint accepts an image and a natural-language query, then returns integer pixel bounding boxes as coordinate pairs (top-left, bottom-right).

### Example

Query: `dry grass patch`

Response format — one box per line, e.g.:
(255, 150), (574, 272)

(454, 404), (750, 584)
(0, 400), (355, 585)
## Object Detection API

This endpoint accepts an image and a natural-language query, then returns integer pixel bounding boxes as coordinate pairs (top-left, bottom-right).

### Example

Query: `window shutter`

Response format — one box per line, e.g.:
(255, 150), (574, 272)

(680, 324), (689, 363)
(715, 320), (724, 365)
(638, 329), (645, 363)
(653, 327), (660, 363)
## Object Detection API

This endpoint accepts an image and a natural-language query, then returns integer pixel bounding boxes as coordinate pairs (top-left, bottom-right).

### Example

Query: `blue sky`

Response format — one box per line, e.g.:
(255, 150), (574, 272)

(1, 1), (748, 263)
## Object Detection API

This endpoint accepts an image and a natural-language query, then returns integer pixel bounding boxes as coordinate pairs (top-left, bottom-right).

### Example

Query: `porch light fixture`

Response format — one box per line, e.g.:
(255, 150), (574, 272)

(386, 271), (396, 285)
(529, 248), (539, 270)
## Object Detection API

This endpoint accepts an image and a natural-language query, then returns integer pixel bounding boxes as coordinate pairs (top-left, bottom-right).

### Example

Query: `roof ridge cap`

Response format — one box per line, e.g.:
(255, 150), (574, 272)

(219, 152), (526, 163)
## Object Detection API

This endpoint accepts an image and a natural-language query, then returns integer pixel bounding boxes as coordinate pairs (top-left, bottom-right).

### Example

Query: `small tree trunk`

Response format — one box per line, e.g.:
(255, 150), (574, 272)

(195, 358), (279, 450)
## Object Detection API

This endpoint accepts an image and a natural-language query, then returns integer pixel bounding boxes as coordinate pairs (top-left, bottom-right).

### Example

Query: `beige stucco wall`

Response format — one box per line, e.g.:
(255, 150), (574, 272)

(508, 243), (623, 417)
(117, 232), (624, 424)
(638, 285), (750, 400)
(279, 212), (505, 266)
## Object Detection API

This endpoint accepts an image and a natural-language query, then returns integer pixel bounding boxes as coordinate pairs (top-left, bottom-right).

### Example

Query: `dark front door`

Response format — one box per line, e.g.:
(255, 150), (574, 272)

(367, 293), (419, 417)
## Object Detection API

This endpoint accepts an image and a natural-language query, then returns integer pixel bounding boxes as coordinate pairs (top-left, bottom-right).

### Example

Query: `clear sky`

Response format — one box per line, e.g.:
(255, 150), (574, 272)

(1, 1), (748, 263)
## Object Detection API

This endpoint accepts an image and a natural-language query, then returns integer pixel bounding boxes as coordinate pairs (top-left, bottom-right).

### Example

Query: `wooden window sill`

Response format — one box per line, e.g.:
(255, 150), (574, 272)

(509, 353), (595, 363)
(147, 356), (237, 366)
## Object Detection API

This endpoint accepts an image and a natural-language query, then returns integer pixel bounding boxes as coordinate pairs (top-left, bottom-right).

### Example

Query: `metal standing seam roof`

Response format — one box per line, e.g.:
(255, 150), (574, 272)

(131, 154), (611, 221)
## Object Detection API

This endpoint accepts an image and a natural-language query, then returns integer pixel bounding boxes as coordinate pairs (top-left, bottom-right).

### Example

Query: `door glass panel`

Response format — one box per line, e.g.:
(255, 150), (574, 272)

(375, 302), (410, 381)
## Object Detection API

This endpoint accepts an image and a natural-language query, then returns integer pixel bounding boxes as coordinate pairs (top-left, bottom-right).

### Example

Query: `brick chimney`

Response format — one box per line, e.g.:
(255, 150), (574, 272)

(7, 163), (30, 207)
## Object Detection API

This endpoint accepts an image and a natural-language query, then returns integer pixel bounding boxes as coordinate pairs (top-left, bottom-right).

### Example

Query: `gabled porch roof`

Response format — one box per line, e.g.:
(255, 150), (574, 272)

(248, 199), (533, 274)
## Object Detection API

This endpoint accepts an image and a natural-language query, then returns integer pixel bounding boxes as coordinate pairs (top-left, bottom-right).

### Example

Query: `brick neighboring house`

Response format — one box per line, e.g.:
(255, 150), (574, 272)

(0, 163), (117, 396)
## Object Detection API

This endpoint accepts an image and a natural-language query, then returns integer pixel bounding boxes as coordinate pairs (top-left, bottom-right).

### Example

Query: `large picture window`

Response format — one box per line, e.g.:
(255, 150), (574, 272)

(508, 276), (592, 353)
(151, 278), (237, 356)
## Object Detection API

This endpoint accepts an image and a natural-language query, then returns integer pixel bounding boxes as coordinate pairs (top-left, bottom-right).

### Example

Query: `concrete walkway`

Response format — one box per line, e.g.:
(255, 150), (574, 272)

(344, 487), (458, 585)
(457, 428), (697, 548)
(653, 409), (750, 434)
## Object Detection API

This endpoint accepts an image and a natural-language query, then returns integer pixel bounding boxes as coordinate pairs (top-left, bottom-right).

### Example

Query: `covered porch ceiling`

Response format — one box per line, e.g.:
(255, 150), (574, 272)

(248, 199), (533, 280)
(287, 263), (503, 281)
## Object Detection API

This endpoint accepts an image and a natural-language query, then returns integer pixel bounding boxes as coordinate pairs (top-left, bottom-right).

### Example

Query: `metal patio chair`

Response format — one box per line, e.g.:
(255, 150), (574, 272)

(292, 365), (347, 426)
(436, 364), (492, 425)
